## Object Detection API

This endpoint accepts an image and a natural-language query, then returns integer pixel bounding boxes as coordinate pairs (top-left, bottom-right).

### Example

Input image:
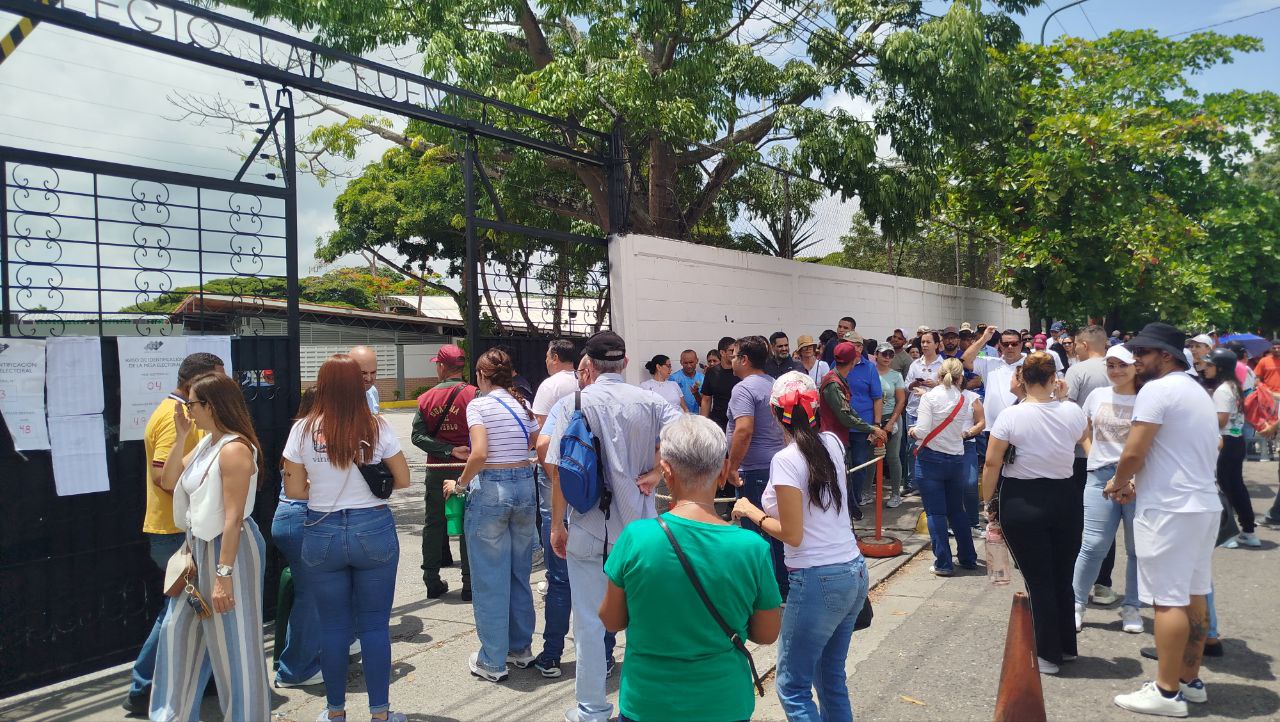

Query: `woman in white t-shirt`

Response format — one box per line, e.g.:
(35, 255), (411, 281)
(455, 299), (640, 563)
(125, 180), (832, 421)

(909, 358), (984, 576)
(981, 352), (1088, 675)
(732, 371), (866, 721)
(442, 348), (540, 682)
(640, 354), (689, 412)
(1204, 349), (1257, 547)
(1071, 344), (1142, 635)
(282, 354), (411, 722)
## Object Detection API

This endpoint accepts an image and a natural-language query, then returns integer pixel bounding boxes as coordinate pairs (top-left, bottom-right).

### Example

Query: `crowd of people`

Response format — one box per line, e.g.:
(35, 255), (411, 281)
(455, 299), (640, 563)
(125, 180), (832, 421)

(120, 318), (1279, 721)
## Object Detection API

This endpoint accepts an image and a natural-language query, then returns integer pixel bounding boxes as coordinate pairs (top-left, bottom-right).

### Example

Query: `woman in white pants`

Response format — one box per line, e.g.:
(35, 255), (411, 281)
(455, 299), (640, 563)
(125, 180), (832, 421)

(151, 372), (269, 722)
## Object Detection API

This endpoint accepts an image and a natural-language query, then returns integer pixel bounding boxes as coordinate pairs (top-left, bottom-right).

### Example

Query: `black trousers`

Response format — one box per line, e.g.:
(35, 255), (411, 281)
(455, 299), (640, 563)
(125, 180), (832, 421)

(1072, 457), (1115, 587)
(1000, 476), (1082, 664)
(1217, 435), (1254, 533)
(422, 466), (470, 589)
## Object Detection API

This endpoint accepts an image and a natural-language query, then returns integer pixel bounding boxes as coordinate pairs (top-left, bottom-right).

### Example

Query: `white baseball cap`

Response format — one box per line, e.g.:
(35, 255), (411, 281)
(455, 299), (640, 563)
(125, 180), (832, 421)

(1189, 333), (1214, 347)
(1105, 345), (1134, 365)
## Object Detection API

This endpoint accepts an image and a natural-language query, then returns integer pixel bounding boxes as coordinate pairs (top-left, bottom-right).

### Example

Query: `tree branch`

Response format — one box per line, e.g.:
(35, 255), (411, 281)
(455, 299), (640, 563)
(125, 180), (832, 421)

(696, 0), (768, 44)
(516, 0), (555, 69)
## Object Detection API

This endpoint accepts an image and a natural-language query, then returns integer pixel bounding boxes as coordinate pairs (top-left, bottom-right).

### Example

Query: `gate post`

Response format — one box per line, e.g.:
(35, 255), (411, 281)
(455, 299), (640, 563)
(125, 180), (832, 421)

(463, 136), (479, 378)
(281, 89), (300, 410)
(607, 117), (627, 234)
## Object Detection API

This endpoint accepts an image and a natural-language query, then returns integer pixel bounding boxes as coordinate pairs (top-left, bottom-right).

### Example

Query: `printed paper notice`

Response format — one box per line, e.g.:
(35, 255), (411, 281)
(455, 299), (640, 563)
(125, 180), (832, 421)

(49, 414), (110, 496)
(46, 337), (105, 417)
(0, 338), (50, 450)
(184, 335), (233, 377)
(118, 337), (188, 441)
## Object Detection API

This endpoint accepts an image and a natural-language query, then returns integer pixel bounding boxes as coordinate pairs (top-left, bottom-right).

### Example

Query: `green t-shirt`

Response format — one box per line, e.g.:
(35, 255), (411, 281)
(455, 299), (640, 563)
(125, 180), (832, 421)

(879, 369), (905, 420)
(604, 513), (782, 722)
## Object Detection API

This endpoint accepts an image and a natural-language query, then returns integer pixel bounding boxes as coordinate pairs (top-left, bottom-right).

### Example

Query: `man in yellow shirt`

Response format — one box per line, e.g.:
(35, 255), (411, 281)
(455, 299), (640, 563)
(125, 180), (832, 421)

(124, 352), (224, 715)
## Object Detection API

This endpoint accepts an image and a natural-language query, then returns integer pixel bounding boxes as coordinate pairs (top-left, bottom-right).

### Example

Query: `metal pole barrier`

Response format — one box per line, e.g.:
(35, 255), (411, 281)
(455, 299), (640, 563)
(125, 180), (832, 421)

(857, 439), (904, 557)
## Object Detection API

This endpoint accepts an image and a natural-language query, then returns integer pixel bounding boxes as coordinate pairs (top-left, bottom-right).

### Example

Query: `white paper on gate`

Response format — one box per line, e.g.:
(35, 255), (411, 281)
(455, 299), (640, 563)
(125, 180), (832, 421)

(46, 337), (105, 417)
(0, 338), (50, 450)
(117, 337), (189, 441)
(49, 414), (110, 496)
(184, 335), (233, 377)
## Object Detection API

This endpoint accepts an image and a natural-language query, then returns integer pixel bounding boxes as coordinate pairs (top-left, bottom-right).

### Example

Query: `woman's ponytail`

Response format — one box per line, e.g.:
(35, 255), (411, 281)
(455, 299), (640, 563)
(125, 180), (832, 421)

(939, 357), (965, 389)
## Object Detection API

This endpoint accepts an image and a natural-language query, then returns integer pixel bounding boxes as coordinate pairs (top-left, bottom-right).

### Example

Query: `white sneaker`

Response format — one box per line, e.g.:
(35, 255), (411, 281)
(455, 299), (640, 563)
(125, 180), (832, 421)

(468, 651), (509, 682)
(1235, 532), (1261, 548)
(537, 579), (549, 595)
(507, 648), (535, 668)
(886, 494), (902, 508)
(1114, 682), (1187, 717)
(1179, 678), (1207, 704)
(349, 640), (361, 657)
(1091, 584), (1119, 605)
(1074, 602), (1084, 632)
(1121, 605), (1143, 634)
(1037, 657), (1059, 674)
(275, 669), (325, 688)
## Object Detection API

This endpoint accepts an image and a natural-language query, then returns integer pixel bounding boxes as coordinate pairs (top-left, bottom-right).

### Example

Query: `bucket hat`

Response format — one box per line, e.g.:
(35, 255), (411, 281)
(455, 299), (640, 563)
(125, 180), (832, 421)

(1125, 322), (1188, 367)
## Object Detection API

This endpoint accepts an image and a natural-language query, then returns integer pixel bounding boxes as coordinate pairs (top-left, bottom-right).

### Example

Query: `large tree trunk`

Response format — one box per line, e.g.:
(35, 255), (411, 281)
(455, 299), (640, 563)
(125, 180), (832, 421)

(648, 135), (684, 238)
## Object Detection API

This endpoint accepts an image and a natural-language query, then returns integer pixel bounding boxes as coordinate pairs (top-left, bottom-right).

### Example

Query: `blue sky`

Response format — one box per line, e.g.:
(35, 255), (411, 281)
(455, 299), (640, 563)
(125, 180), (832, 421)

(1010, 0), (1280, 94)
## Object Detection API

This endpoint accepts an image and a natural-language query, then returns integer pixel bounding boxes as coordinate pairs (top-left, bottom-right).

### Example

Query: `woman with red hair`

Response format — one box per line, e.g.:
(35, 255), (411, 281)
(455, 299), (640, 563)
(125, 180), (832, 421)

(283, 354), (410, 722)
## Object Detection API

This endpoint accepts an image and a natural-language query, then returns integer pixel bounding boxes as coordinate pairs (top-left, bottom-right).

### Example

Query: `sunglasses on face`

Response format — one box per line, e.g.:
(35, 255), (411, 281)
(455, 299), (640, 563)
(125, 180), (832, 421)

(878, 351), (895, 357)
(1000, 341), (1021, 348)
(183, 400), (208, 410)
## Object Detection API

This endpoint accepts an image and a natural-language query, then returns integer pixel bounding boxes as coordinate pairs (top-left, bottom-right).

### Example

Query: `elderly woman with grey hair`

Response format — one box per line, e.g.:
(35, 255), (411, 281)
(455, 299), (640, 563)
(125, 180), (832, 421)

(599, 414), (782, 722)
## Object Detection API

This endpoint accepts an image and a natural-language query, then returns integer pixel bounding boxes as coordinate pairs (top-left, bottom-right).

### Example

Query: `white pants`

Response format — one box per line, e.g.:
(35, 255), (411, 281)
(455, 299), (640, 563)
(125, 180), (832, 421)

(1134, 509), (1217, 607)
(566, 526), (613, 722)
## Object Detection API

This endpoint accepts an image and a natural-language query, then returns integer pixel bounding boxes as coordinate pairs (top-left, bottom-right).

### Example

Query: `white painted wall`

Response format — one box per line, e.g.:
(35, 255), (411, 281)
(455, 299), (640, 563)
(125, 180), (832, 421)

(609, 233), (1029, 384)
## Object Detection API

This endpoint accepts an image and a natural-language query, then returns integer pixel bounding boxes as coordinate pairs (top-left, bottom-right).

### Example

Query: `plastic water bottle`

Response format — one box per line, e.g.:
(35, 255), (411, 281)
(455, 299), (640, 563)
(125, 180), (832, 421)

(985, 522), (1012, 586)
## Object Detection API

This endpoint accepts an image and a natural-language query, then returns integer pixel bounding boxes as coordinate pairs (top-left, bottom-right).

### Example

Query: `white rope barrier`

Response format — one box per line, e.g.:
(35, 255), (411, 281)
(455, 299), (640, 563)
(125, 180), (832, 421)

(655, 457), (886, 504)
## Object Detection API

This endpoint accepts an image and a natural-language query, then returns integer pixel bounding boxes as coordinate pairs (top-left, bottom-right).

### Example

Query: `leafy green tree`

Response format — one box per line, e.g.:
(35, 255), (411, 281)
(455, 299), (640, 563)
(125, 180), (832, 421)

(1244, 140), (1280, 197)
(722, 149), (825, 258)
(943, 30), (1280, 328)
(223, 0), (1038, 239)
(119, 267), (435, 314)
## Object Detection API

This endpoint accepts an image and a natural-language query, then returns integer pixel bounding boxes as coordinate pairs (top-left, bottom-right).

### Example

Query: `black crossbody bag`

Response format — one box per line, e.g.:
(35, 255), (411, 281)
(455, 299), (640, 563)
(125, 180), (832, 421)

(656, 516), (765, 697)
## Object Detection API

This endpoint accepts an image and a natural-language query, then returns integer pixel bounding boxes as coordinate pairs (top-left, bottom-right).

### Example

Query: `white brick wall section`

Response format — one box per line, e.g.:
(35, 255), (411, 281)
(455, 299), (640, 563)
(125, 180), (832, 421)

(608, 233), (1030, 385)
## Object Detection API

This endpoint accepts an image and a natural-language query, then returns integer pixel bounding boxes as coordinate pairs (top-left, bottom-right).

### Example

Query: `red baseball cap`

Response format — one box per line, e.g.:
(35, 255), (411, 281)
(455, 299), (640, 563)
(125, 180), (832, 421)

(430, 344), (465, 367)
(833, 341), (860, 364)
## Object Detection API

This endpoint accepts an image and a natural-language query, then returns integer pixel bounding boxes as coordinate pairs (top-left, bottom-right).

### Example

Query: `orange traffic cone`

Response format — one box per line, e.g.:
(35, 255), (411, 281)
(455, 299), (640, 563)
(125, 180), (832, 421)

(993, 592), (1046, 722)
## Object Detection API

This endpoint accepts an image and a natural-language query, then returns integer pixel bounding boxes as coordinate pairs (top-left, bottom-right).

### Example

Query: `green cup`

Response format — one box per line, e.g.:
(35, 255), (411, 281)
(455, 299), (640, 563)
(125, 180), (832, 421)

(445, 493), (466, 536)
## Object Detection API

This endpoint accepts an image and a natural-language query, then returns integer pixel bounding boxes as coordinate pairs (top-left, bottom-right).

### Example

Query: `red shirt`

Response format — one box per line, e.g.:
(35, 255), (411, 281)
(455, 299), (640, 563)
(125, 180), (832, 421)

(418, 380), (477, 463)
(1257, 355), (1280, 395)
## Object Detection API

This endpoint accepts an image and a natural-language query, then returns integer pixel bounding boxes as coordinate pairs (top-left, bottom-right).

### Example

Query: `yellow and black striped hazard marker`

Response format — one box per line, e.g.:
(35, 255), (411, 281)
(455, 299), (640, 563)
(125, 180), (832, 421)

(0, 1), (60, 66)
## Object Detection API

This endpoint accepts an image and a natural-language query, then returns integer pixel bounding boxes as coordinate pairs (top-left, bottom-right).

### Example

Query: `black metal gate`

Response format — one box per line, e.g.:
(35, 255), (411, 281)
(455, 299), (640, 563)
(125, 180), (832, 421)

(0, 145), (299, 696)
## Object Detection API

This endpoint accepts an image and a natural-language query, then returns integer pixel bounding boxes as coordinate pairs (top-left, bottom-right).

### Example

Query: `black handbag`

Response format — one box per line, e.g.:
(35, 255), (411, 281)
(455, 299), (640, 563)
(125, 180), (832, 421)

(359, 441), (395, 499)
(854, 596), (874, 631)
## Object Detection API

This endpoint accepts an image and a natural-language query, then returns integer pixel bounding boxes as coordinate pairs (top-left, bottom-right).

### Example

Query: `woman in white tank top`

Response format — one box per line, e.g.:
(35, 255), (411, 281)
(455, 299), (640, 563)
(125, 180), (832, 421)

(151, 371), (270, 721)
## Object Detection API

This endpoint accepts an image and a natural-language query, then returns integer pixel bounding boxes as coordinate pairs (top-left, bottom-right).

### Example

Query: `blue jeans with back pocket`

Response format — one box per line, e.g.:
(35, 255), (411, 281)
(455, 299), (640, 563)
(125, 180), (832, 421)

(776, 557), (869, 721)
(303, 505), (399, 714)
(465, 466), (538, 673)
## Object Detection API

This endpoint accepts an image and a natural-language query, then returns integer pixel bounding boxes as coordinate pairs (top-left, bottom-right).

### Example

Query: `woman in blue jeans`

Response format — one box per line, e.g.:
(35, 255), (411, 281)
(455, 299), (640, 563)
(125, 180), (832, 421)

(733, 371), (867, 721)
(910, 358), (984, 576)
(444, 348), (539, 683)
(283, 355), (411, 722)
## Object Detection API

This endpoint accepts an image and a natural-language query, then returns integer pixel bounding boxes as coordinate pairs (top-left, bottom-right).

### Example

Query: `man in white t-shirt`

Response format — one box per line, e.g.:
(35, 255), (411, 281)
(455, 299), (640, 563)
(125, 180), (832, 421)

(1107, 323), (1222, 717)
(528, 339), (612, 678)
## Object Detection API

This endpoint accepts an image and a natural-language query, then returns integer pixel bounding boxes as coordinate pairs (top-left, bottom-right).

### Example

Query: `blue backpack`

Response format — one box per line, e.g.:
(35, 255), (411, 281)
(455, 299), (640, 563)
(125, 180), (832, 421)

(557, 391), (611, 515)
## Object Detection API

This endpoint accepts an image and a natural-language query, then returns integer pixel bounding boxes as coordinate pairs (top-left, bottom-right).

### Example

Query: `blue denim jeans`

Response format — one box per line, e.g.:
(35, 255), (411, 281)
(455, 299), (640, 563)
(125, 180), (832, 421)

(738, 467), (788, 598)
(963, 440), (981, 528)
(776, 558), (869, 722)
(1070, 464), (1139, 608)
(903, 412), (920, 488)
(464, 465), (537, 673)
(272, 499), (322, 685)
(303, 505), (399, 714)
(1207, 587), (1219, 640)
(129, 531), (210, 712)
(536, 467), (614, 662)
(916, 447), (978, 571)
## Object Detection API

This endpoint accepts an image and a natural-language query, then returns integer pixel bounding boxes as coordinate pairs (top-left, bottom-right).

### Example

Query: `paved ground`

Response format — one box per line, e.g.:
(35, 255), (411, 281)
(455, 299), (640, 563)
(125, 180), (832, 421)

(2, 409), (1276, 721)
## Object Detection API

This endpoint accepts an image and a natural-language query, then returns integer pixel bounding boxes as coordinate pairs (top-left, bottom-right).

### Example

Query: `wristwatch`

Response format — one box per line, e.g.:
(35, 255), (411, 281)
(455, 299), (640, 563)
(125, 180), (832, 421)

(215, 564), (234, 578)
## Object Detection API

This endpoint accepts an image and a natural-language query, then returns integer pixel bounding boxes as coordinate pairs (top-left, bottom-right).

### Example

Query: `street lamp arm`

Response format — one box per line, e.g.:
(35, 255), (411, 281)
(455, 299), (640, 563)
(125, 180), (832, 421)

(1040, 0), (1090, 46)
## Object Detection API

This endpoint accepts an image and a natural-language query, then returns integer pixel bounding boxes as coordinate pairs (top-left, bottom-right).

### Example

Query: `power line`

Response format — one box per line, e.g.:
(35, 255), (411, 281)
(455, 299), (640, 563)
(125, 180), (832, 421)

(1078, 3), (1101, 40)
(0, 111), (244, 153)
(12, 48), (242, 97)
(0, 80), (185, 119)
(0, 130), (239, 174)
(1165, 3), (1280, 38)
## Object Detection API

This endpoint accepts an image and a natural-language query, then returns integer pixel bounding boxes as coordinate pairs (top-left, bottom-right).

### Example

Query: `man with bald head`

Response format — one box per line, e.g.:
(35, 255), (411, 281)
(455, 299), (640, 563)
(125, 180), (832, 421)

(349, 345), (381, 415)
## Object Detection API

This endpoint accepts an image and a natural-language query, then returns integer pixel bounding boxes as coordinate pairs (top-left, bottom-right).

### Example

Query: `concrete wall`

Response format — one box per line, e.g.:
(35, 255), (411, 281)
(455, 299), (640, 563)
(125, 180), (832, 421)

(609, 233), (1029, 385)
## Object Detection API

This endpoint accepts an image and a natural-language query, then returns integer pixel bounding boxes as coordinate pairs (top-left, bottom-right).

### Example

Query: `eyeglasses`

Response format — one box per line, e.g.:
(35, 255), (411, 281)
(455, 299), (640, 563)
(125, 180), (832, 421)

(1131, 347), (1158, 357)
(183, 400), (208, 410)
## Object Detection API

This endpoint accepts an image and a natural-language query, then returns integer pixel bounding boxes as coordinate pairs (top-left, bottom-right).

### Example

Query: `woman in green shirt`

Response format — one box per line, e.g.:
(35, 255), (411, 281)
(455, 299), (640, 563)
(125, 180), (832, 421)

(600, 415), (782, 722)
(875, 342), (908, 506)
